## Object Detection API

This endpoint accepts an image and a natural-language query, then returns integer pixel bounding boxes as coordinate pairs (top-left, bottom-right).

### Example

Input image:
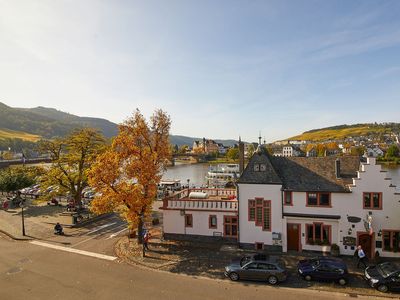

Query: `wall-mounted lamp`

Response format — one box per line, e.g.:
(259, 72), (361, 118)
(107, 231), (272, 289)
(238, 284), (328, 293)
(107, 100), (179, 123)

(347, 228), (353, 235)
(378, 230), (382, 237)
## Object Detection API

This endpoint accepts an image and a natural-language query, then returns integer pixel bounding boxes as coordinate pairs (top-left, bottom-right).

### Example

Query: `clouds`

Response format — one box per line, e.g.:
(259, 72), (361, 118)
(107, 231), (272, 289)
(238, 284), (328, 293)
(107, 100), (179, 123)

(0, 0), (399, 142)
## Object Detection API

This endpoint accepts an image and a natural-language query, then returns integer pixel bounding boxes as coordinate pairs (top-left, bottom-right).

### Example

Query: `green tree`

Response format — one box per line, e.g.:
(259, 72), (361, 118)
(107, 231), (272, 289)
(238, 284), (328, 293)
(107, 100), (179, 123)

(227, 148), (239, 160)
(38, 128), (106, 206)
(0, 166), (42, 192)
(386, 145), (399, 158)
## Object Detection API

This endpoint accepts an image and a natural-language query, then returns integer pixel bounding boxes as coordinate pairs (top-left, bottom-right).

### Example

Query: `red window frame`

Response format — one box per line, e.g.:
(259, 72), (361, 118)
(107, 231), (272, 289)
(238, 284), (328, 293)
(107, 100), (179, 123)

(185, 214), (193, 228)
(382, 230), (400, 252)
(262, 200), (271, 231)
(255, 198), (263, 226)
(223, 216), (238, 237)
(363, 192), (382, 210)
(209, 215), (217, 229)
(306, 222), (331, 245)
(248, 198), (272, 231)
(248, 200), (255, 221)
(306, 192), (331, 207)
(284, 191), (293, 206)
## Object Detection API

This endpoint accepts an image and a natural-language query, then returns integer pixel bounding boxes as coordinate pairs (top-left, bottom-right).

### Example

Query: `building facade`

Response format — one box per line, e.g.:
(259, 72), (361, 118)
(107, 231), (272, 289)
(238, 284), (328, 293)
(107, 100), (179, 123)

(162, 147), (400, 258)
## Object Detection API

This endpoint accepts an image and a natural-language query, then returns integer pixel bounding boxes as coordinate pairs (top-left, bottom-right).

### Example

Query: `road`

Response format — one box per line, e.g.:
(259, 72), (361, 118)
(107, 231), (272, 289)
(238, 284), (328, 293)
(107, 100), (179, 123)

(46, 214), (128, 256)
(0, 231), (388, 300)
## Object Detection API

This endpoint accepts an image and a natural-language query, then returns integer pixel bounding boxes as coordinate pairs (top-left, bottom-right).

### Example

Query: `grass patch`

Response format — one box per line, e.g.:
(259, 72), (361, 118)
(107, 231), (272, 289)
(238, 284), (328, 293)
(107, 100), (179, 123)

(0, 128), (41, 142)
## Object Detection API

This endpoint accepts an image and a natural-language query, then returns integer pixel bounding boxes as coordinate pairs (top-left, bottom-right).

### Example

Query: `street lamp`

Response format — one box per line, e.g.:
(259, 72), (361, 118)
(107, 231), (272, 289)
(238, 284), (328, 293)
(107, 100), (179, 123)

(16, 191), (25, 236)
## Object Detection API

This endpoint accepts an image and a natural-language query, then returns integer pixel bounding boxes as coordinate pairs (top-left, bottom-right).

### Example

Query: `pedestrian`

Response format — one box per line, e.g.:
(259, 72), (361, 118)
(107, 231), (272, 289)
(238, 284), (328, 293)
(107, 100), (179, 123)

(356, 245), (368, 269)
(143, 232), (151, 250)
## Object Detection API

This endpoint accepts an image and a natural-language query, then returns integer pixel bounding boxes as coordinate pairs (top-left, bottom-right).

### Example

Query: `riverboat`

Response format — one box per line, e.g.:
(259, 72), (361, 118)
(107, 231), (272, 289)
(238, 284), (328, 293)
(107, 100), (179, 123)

(157, 179), (182, 199)
(206, 164), (239, 188)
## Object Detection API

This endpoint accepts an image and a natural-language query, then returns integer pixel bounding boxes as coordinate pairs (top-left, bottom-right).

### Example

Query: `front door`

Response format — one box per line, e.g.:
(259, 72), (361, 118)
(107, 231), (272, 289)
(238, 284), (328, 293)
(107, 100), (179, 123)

(287, 223), (300, 251)
(358, 233), (373, 258)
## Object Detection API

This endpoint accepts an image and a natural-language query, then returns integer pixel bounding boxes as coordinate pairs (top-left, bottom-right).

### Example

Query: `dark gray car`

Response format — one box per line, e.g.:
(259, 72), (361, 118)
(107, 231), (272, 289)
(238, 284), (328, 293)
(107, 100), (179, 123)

(224, 257), (288, 285)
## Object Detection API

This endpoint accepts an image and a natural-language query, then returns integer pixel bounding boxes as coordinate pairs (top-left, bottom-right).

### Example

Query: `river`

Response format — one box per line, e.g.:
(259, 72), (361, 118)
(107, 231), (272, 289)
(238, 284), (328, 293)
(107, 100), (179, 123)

(163, 162), (400, 189)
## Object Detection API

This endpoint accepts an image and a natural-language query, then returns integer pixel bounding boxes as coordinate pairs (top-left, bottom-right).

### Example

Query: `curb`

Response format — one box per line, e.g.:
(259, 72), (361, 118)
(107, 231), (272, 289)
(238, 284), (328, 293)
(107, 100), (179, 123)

(0, 229), (33, 241)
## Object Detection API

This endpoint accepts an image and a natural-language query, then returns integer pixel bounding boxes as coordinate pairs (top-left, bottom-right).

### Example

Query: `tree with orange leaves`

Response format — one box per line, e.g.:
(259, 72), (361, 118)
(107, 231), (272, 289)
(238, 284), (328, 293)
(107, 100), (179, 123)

(88, 109), (171, 243)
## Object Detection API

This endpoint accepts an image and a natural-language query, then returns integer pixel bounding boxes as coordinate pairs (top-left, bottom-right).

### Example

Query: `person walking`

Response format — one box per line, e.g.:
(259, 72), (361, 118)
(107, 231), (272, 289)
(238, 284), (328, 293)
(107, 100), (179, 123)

(143, 232), (151, 250)
(357, 245), (368, 269)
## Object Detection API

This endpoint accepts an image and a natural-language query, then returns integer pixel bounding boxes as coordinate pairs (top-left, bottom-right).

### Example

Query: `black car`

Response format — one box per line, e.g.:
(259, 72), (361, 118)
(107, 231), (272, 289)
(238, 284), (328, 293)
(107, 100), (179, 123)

(225, 255), (288, 285)
(364, 262), (400, 293)
(297, 257), (349, 285)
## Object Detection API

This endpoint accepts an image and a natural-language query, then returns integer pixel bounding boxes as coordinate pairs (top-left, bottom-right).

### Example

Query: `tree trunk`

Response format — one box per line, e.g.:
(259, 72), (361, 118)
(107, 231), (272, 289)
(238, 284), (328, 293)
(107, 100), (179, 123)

(137, 206), (146, 244)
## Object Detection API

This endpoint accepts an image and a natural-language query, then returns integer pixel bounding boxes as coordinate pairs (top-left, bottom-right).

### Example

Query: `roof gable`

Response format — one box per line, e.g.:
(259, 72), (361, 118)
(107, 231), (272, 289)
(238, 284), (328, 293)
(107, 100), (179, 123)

(238, 148), (282, 184)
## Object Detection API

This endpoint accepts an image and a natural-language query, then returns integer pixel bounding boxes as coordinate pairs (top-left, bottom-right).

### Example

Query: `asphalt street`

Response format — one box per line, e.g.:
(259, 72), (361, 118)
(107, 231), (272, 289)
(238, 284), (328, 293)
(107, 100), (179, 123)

(0, 233), (389, 300)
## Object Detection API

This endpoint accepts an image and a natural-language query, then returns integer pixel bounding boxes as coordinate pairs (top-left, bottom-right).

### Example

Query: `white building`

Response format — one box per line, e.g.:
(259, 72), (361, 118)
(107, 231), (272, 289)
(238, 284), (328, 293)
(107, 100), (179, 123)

(162, 147), (400, 258)
(162, 188), (238, 242)
(366, 147), (384, 157)
(237, 148), (400, 258)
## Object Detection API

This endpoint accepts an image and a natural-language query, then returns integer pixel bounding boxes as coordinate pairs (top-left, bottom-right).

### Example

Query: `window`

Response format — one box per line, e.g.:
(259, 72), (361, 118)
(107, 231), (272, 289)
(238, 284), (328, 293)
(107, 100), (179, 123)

(209, 215), (217, 229)
(248, 198), (272, 231)
(185, 214), (193, 227)
(383, 230), (400, 252)
(284, 191), (292, 205)
(306, 223), (331, 245)
(224, 216), (238, 237)
(307, 192), (331, 207)
(253, 164), (266, 172)
(248, 200), (255, 221)
(255, 242), (264, 250)
(263, 201), (271, 231)
(363, 192), (382, 209)
(255, 199), (263, 226)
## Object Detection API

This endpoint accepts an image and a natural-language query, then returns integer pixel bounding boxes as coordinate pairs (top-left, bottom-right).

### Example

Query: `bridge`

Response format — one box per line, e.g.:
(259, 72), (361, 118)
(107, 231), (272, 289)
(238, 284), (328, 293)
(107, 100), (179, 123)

(0, 158), (52, 169)
(170, 153), (208, 165)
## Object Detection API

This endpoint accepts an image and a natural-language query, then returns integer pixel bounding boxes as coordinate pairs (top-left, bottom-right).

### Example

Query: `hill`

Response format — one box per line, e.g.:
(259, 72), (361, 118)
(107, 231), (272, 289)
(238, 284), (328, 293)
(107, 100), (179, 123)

(0, 102), (237, 146)
(287, 123), (400, 142)
(0, 128), (41, 142)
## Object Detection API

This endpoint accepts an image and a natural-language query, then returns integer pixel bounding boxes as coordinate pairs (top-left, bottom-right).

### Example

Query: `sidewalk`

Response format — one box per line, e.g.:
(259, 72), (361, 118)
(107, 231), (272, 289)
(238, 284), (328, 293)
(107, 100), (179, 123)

(0, 197), (76, 240)
(115, 227), (399, 298)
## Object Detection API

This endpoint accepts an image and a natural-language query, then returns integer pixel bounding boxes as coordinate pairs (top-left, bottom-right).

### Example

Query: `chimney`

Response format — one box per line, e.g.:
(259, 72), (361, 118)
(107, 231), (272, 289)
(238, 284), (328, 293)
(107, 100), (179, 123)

(239, 136), (245, 175)
(335, 159), (341, 179)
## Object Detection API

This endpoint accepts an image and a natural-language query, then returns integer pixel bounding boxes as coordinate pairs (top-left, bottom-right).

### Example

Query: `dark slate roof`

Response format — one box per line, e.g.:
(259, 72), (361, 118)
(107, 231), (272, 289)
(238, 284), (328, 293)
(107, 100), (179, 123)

(238, 148), (282, 184)
(239, 150), (360, 192)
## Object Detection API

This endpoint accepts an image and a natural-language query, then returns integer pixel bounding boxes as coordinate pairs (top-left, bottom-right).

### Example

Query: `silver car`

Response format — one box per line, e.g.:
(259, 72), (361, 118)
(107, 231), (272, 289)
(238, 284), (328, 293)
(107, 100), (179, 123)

(224, 257), (288, 285)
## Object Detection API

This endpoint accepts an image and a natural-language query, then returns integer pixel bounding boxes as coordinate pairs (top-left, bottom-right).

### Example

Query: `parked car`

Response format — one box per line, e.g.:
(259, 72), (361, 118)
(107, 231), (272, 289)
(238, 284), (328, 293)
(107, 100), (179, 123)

(232, 253), (269, 266)
(225, 255), (288, 285)
(364, 262), (400, 293)
(297, 257), (349, 285)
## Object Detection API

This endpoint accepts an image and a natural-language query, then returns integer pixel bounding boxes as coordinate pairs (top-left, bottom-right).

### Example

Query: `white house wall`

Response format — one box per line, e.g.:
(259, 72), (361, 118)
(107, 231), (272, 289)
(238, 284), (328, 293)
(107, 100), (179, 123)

(163, 210), (236, 237)
(238, 183), (282, 246)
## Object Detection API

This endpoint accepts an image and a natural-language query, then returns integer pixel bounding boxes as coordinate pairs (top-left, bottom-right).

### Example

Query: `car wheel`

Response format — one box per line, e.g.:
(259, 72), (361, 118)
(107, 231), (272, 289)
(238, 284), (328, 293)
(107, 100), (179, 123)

(304, 275), (312, 281)
(377, 284), (389, 293)
(229, 272), (239, 281)
(338, 278), (347, 286)
(268, 275), (278, 285)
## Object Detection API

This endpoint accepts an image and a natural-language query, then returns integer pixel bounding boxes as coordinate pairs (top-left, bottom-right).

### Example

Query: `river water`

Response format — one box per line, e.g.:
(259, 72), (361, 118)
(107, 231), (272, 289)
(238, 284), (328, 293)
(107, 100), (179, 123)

(162, 162), (400, 189)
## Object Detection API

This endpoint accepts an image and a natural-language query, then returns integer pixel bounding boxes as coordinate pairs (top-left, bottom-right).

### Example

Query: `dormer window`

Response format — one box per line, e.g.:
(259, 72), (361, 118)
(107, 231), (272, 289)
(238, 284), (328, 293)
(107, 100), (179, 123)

(254, 163), (266, 172)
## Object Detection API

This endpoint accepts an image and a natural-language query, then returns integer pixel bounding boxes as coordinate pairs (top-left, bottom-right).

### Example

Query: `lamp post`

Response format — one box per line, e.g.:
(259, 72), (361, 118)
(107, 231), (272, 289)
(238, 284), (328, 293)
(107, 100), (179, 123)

(16, 191), (25, 236)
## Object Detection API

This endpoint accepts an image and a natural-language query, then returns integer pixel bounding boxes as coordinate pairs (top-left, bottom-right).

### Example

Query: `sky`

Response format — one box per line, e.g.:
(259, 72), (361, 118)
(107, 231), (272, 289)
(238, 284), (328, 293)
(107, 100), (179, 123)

(0, 0), (399, 143)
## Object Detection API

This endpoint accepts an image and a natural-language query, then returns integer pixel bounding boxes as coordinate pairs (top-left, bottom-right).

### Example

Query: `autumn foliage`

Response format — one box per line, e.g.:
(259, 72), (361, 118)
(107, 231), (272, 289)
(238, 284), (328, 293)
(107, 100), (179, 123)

(88, 109), (171, 241)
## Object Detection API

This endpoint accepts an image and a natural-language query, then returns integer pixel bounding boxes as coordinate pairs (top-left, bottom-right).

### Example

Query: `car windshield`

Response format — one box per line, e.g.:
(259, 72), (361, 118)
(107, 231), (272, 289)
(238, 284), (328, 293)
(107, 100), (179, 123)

(240, 256), (251, 267)
(378, 262), (399, 278)
(310, 259), (319, 268)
